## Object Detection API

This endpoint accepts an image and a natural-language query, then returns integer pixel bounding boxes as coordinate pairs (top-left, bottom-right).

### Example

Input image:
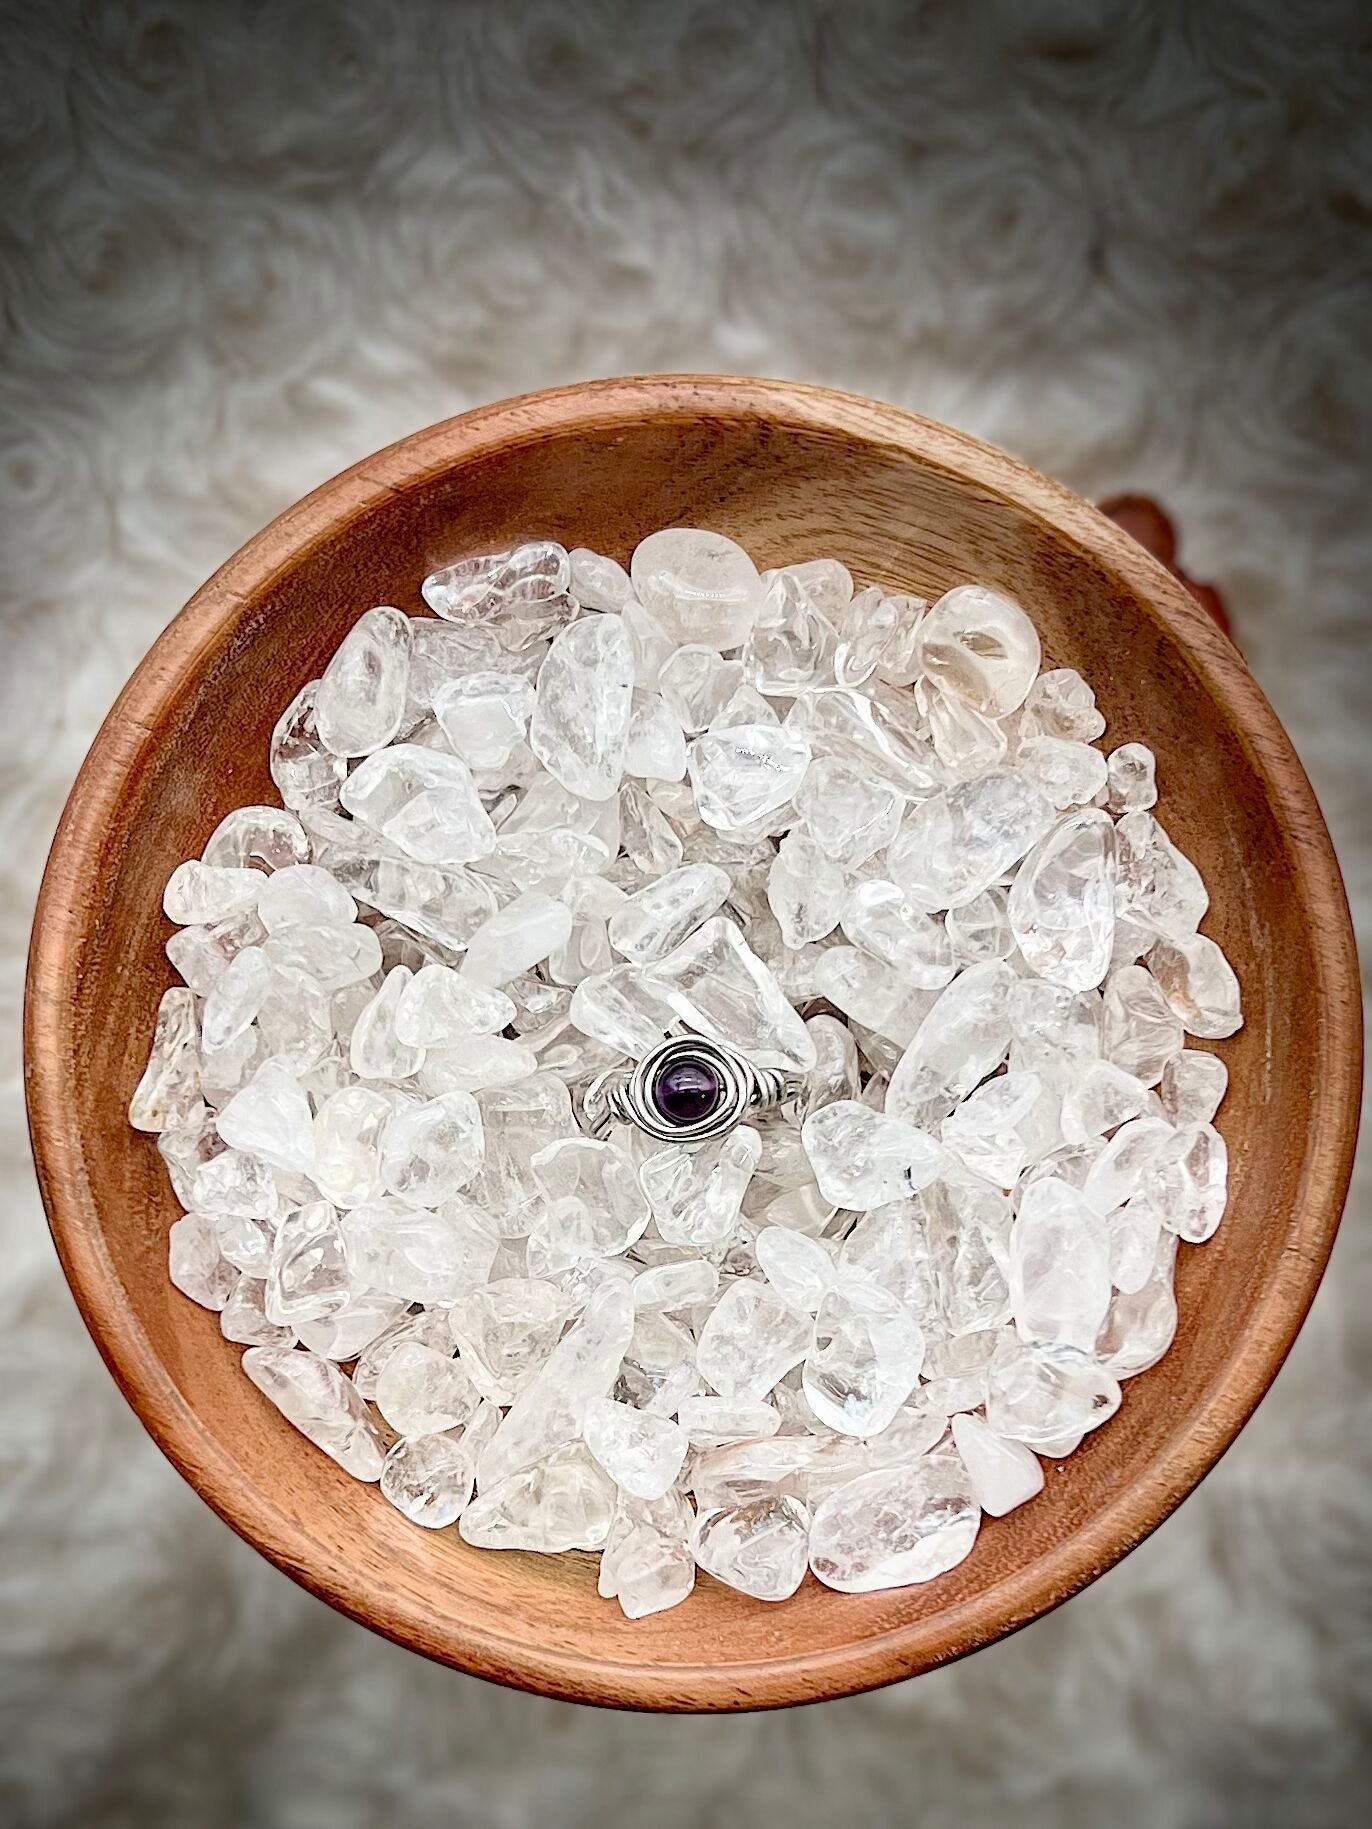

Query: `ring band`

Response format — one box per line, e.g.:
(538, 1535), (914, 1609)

(583, 1035), (806, 1144)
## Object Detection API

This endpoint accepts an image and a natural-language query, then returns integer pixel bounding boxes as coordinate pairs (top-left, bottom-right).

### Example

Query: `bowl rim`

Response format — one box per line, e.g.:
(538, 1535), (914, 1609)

(24, 374), (1363, 1711)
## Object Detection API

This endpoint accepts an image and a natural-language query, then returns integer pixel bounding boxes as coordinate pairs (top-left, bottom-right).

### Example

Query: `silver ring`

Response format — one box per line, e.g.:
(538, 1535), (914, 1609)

(582, 1035), (805, 1144)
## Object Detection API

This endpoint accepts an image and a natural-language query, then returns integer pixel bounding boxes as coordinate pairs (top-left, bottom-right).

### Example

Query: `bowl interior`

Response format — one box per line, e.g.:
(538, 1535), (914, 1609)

(28, 379), (1358, 1710)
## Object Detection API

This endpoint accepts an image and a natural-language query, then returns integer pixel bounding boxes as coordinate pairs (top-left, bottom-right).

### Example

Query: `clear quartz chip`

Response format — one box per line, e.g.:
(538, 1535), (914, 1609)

(164, 861), (262, 926)
(631, 528), (762, 651)
(130, 988), (203, 1132)
(1014, 735), (1108, 810)
(639, 1126), (761, 1249)
(447, 1278), (570, 1405)
(341, 744), (496, 869)
(217, 1057), (314, 1175)
(1008, 809), (1116, 991)
(766, 832), (847, 948)
(569, 547), (633, 612)
(885, 960), (1015, 1129)
(380, 1428), (480, 1529)
(394, 964), (515, 1046)
(607, 863), (731, 963)
(803, 1282), (925, 1436)
(1106, 742), (1158, 813)
(801, 1100), (945, 1209)
(1020, 668), (1106, 742)
(168, 1213), (237, 1311)
(795, 757), (905, 870)
(887, 772), (1055, 912)
(917, 584), (1041, 716)
(1159, 1049), (1228, 1126)
(315, 607), (412, 758)
(687, 724), (811, 832)
(529, 612), (635, 800)
(949, 1413), (1043, 1516)
(242, 1345), (385, 1480)
(1101, 965), (1184, 1086)
(374, 1340), (480, 1436)
(841, 880), (956, 988)
(696, 1281), (811, 1403)
(984, 1332), (1120, 1447)
(380, 1090), (484, 1205)
(271, 681), (348, 811)
(433, 672), (534, 771)
(202, 805), (310, 873)
(1147, 934), (1243, 1038)
(809, 1449), (980, 1592)
(460, 1443), (616, 1553)
(691, 1495), (811, 1601)
(461, 891), (573, 987)
(583, 1398), (688, 1500)
(1009, 1176), (1112, 1352)
(646, 916), (816, 1072)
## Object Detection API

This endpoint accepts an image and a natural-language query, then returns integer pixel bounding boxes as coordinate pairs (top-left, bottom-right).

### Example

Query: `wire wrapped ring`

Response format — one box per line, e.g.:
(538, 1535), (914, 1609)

(583, 1035), (805, 1144)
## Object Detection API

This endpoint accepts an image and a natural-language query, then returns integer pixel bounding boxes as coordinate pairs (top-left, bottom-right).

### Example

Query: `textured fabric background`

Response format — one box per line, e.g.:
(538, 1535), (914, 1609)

(2, 3), (1369, 1824)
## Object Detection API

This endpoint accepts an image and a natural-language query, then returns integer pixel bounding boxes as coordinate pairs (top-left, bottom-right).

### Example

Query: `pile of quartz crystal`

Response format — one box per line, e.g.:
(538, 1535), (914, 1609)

(131, 528), (1241, 1616)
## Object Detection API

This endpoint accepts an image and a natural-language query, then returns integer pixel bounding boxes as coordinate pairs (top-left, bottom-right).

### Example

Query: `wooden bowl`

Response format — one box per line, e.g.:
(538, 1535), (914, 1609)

(25, 376), (1361, 1711)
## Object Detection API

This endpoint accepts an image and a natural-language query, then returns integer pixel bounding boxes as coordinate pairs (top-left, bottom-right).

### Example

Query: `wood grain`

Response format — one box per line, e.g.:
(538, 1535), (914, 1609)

(23, 376), (1362, 1711)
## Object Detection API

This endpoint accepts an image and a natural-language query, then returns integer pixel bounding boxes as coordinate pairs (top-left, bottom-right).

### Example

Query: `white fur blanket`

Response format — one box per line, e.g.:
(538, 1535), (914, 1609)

(1, 2), (1368, 1824)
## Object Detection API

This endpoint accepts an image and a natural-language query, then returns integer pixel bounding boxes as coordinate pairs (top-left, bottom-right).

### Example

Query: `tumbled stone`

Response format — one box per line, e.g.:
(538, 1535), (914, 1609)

(1106, 741), (1158, 813)
(1159, 1050), (1228, 1127)
(841, 880), (956, 989)
(696, 1281), (811, 1403)
(242, 1345), (385, 1480)
(802, 1100), (945, 1209)
(1060, 1061), (1151, 1143)
(984, 1331), (1120, 1447)
(1020, 667), (1106, 742)
(885, 960), (1015, 1128)
(130, 988), (203, 1132)
(315, 606), (411, 758)
(583, 1398), (687, 1500)
(917, 584), (1041, 716)
(168, 1212), (237, 1311)
(766, 832), (847, 948)
(1114, 810), (1208, 940)
(529, 613), (635, 800)
(787, 686), (941, 798)
(271, 680), (348, 811)
(266, 1200), (350, 1326)
(639, 1126), (761, 1250)
(647, 916), (816, 1072)
(217, 1057), (314, 1175)
(692, 1494), (811, 1601)
(887, 772), (1055, 912)
(380, 1090), (483, 1205)
(607, 863), (731, 963)
(341, 743), (496, 869)
(375, 1340), (480, 1436)
(809, 1450), (980, 1591)
(447, 1277), (569, 1404)
(1009, 1176), (1112, 1351)
(803, 1281), (924, 1436)
(394, 963), (515, 1046)
(526, 1136), (649, 1276)
(631, 527), (762, 650)
(202, 805), (310, 873)
(164, 861), (262, 927)
(461, 1442), (616, 1552)
(1009, 809), (1117, 991)
(949, 1412), (1043, 1516)
(687, 723), (810, 833)
(1147, 934), (1243, 1039)
(795, 757), (905, 871)
(941, 1071), (1059, 1187)
(380, 1427), (481, 1529)
(1101, 965), (1184, 1086)
(341, 1198), (497, 1305)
